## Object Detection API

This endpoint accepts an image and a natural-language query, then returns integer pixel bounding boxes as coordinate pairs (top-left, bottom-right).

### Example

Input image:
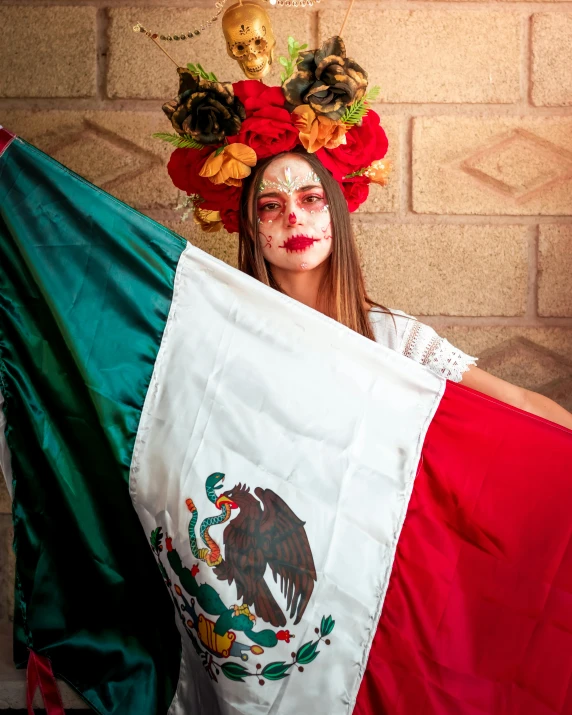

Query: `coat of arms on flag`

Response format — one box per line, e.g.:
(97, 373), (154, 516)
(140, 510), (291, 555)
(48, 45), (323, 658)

(149, 472), (334, 688)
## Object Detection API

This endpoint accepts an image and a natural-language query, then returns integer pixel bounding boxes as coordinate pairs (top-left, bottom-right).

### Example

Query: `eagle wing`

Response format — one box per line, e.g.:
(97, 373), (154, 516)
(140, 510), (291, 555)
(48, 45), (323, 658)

(255, 487), (317, 625)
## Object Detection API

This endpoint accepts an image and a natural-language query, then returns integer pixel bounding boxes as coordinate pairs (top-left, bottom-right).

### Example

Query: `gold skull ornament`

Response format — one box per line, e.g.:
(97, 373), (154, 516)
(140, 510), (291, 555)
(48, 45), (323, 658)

(222, 2), (276, 79)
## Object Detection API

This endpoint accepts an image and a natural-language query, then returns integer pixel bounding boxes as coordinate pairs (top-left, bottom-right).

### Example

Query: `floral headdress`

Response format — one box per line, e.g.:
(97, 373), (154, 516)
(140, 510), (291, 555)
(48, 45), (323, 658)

(158, 36), (390, 234)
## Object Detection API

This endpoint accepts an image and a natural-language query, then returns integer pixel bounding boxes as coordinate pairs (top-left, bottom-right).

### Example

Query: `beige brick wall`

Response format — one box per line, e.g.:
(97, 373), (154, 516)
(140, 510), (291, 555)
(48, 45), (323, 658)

(1, 0), (572, 625)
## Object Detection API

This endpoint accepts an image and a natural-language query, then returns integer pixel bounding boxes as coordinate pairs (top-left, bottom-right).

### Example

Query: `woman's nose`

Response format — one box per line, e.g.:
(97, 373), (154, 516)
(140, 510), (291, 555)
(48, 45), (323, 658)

(284, 198), (302, 227)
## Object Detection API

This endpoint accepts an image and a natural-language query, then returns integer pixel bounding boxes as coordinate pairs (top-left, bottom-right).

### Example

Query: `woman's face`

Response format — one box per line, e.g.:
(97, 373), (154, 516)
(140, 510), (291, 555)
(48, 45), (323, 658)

(255, 154), (332, 273)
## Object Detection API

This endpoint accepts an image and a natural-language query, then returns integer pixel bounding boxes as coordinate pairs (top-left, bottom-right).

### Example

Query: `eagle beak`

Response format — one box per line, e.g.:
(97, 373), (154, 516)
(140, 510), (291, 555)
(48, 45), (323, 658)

(215, 495), (237, 510)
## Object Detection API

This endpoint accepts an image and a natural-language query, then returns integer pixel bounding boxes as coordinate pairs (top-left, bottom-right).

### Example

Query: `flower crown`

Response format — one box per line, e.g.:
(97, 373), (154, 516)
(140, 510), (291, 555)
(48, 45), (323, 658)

(158, 36), (390, 234)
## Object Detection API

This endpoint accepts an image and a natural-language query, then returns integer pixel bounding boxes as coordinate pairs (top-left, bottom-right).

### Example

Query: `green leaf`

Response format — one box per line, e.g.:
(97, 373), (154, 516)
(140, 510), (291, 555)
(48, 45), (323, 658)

(221, 662), (251, 682)
(365, 85), (381, 102)
(152, 132), (204, 150)
(150, 527), (163, 551)
(341, 86), (381, 126)
(280, 72), (286, 83)
(299, 43), (308, 50)
(261, 661), (291, 681)
(320, 615), (335, 637)
(296, 640), (320, 665)
(279, 35), (308, 83)
(340, 98), (368, 126)
(344, 168), (367, 179)
(186, 62), (218, 82)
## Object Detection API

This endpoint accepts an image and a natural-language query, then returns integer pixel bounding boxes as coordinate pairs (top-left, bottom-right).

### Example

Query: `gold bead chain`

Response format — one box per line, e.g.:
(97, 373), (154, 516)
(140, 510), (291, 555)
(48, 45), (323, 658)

(134, 0), (322, 47)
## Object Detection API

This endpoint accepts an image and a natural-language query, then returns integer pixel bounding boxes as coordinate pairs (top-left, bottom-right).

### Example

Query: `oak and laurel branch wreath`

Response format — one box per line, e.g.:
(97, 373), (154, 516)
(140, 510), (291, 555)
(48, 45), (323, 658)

(221, 615), (336, 684)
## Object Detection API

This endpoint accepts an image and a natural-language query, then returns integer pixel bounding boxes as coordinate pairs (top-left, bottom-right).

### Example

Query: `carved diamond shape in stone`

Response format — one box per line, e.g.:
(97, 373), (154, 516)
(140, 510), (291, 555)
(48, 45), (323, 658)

(33, 121), (158, 189)
(478, 337), (572, 392)
(460, 129), (572, 202)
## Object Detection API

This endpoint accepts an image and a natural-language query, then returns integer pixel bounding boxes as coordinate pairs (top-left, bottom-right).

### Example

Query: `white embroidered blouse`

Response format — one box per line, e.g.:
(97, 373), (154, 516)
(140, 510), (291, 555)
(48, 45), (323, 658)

(370, 309), (477, 383)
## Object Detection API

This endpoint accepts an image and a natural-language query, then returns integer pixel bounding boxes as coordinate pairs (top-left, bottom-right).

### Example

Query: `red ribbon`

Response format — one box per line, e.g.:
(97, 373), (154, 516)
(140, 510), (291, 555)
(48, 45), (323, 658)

(0, 126), (16, 158)
(26, 649), (66, 715)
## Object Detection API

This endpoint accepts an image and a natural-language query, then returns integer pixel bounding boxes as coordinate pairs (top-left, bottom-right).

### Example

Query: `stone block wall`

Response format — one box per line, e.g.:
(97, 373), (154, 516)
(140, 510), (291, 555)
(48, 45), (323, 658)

(1, 0), (572, 630)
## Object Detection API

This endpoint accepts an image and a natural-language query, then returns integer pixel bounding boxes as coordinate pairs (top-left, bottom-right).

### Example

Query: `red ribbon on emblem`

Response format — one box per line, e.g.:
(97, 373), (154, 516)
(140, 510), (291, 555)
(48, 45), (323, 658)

(26, 649), (65, 715)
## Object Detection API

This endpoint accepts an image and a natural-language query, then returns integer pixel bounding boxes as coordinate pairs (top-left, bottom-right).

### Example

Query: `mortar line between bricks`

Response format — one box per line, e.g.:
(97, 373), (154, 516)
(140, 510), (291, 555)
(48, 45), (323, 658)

(3, 98), (572, 115)
(520, 12), (531, 107)
(351, 214), (572, 226)
(311, 7), (320, 46)
(526, 13), (536, 106)
(421, 316), (572, 327)
(143, 207), (572, 226)
(400, 116), (412, 217)
(320, 0), (572, 9)
(6, 0), (572, 8)
(525, 225), (539, 318)
(532, 226), (541, 318)
(96, 7), (109, 101)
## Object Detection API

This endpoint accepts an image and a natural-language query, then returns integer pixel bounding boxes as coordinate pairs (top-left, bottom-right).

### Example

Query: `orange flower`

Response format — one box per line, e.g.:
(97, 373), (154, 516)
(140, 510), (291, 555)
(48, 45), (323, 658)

(292, 105), (348, 154)
(365, 159), (392, 186)
(199, 144), (257, 187)
(193, 207), (223, 233)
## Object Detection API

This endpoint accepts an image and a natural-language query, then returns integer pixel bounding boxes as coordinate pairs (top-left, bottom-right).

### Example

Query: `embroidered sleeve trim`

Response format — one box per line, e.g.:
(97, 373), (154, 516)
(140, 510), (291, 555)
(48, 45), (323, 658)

(401, 320), (478, 383)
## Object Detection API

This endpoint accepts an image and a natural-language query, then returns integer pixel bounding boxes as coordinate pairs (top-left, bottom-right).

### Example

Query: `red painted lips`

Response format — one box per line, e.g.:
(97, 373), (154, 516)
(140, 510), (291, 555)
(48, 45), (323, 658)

(280, 235), (320, 253)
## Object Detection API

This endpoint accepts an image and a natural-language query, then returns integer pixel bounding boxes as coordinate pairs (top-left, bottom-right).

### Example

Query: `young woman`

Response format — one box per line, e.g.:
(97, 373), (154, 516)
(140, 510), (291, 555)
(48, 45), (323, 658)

(237, 149), (572, 430)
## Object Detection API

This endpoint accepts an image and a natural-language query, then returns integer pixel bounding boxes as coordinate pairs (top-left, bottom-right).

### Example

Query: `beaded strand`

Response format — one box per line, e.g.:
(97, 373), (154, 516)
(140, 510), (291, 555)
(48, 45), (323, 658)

(134, 0), (322, 45)
(134, 0), (229, 43)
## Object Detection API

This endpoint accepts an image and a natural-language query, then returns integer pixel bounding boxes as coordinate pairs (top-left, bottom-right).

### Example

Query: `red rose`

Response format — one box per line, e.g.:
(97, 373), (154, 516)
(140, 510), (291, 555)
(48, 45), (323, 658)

(167, 147), (241, 211)
(233, 81), (286, 114)
(220, 206), (240, 234)
(317, 110), (388, 181)
(341, 174), (370, 212)
(229, 80), (299, 160)
(228, 107), (299, 160)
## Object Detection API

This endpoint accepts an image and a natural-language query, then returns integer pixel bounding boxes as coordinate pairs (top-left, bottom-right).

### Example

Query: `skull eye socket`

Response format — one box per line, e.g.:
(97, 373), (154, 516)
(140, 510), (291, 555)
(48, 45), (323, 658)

(231, 42), (249, 58)
(253, 37), (268, 52)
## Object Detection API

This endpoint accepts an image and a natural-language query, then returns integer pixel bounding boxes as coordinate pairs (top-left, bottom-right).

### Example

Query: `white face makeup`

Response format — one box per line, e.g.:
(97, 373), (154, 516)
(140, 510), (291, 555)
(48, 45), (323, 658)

(256, 155), (333, 273)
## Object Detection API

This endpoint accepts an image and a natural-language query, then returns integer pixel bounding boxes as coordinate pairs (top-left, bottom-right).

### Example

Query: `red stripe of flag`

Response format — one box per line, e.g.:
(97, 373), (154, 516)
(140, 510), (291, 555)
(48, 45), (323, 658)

(0, 127), (16, 157)
(357, 381), (572, 714)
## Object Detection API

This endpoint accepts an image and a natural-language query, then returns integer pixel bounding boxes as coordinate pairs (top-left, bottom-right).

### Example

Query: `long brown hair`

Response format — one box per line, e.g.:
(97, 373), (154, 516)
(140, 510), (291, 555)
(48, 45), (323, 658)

(238, 148), (390, 341)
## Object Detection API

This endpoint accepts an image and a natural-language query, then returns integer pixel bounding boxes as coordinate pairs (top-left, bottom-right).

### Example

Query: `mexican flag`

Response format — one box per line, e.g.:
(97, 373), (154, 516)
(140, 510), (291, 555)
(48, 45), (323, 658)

(2, 126), (572, 715)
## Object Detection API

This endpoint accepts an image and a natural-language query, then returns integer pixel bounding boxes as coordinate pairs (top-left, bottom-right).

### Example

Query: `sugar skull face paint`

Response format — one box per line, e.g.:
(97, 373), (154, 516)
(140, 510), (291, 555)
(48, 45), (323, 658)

(256, 155), (332, 273)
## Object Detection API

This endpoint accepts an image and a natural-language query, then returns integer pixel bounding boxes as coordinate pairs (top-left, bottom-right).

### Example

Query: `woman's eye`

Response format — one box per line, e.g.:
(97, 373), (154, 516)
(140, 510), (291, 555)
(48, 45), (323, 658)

(259, 203), (280, 212)
(303, 195), (323, 204)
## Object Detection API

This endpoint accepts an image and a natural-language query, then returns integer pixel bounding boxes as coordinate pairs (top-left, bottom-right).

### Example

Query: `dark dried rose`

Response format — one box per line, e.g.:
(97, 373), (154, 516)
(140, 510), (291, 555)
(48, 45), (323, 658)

(282, 36), (368, 121)
(162, 67), (246, 145)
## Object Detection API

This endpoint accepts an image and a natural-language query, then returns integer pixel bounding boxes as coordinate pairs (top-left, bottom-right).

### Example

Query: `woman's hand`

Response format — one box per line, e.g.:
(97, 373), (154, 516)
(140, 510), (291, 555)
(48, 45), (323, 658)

(460, 366), (572, 430)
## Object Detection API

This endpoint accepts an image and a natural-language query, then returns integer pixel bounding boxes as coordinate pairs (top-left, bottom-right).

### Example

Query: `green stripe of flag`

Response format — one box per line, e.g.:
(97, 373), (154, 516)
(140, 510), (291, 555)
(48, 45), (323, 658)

(0, 138), (184, 713)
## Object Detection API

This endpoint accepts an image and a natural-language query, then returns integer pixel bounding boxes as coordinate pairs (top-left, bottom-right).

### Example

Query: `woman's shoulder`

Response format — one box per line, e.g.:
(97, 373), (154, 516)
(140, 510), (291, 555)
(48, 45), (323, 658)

(368, 307), (415, 351)
(369, 307), (477, 383)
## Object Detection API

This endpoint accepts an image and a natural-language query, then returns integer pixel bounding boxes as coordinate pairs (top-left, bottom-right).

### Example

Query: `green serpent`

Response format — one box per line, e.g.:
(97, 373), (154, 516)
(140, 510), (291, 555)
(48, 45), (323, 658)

(186, 472), (235, 567)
